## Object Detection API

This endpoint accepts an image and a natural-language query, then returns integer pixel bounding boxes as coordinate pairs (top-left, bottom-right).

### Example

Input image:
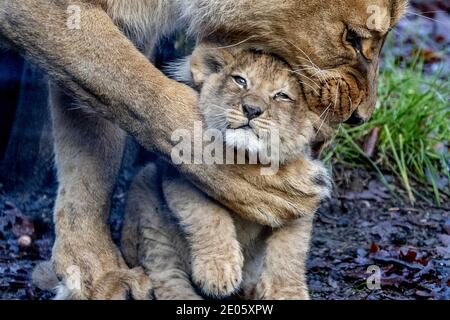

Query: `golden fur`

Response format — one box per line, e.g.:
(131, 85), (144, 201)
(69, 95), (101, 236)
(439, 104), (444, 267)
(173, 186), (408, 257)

(121, 46), (332, 299)
(1, 0), (407, 299)
(122, 163), (321, 299)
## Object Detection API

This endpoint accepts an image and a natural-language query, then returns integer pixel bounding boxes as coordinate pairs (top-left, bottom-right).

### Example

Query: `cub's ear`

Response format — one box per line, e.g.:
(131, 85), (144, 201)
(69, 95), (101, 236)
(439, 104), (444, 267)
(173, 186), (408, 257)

(190, 43), (235, 87)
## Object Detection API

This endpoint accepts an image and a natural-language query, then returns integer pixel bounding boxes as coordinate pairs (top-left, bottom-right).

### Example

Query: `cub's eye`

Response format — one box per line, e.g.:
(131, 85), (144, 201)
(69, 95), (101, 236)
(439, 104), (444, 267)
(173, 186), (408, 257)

(232, 75), (247, 88)
(274, 92), (293, 102)
(346, 29), (362, 54)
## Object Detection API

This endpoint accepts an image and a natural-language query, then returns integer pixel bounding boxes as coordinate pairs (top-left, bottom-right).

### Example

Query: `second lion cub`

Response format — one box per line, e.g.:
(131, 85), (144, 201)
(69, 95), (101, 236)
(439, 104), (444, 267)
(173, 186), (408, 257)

(121, 43), (331, 300)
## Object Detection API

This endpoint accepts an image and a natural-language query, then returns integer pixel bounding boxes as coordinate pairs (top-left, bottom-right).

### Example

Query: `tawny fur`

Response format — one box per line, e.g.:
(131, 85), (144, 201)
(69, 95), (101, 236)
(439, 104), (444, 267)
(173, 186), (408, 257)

(2, 0), (406, 299)
(121, 47), (332, 299)
(123, 163), (322, 300)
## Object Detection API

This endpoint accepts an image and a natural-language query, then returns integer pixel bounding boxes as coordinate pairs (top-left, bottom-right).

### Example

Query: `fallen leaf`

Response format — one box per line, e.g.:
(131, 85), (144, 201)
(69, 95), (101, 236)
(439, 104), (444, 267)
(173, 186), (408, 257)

(400, 248), (418, 263)
(370, 244), (380, 254)
(363, 127), (381, 158)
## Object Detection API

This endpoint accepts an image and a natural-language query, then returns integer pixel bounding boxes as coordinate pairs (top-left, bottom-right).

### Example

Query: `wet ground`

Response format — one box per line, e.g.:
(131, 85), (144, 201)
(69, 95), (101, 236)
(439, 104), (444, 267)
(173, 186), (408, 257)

(394, 0), (450, 75)
(309, 168), (449, 300)
(0, 0), (449, 300)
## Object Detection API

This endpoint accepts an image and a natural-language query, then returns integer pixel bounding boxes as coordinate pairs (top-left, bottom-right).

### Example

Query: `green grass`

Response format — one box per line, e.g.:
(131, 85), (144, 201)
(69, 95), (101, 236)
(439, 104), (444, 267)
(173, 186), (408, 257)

(325, 53), (450, 206)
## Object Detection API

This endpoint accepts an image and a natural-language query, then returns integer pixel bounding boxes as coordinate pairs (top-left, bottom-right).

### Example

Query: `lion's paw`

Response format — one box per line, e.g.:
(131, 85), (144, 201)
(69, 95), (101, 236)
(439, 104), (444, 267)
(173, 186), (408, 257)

(48, 265), (154, 300)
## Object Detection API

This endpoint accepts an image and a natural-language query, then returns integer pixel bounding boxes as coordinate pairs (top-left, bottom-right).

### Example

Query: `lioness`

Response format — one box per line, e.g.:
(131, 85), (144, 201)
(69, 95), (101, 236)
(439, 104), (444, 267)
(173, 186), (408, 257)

(121, 44), (331, 299)
(1, 0), (407, 299)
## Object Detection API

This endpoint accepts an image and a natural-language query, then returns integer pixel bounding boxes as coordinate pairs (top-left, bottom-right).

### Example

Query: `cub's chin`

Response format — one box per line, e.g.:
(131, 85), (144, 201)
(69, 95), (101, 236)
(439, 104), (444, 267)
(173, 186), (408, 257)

(225, 128), (266, 156)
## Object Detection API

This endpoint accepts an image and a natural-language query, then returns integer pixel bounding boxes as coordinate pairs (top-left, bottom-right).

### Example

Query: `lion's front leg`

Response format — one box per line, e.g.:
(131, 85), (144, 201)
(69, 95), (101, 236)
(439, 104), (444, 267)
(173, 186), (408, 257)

(46, 84), (152, 300)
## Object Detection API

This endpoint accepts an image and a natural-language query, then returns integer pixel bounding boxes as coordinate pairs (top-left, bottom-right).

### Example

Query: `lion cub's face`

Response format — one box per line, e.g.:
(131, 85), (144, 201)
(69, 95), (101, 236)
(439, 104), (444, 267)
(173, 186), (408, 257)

(190, 45), (316, 162)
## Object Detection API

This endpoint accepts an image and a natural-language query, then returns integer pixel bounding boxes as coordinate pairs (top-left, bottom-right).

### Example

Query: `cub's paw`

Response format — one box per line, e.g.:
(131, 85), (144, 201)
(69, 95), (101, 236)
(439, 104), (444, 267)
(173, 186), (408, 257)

(192, 249), (244, 297)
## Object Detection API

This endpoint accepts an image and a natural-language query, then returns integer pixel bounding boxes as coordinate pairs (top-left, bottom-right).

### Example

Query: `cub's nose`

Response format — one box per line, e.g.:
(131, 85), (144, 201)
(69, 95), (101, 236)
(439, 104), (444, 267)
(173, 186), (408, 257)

(243, 104), (263, 120)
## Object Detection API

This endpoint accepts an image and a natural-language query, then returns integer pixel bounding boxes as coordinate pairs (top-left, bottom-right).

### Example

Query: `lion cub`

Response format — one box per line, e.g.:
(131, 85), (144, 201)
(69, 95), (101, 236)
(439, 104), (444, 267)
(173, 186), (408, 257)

(121, 44), (331, 299)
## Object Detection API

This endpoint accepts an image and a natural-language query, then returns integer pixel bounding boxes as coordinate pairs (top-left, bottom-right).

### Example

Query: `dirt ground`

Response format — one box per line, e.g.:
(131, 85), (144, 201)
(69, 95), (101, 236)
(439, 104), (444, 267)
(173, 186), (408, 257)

(0, 164), (449, 300)
(309, 167), (449, 300)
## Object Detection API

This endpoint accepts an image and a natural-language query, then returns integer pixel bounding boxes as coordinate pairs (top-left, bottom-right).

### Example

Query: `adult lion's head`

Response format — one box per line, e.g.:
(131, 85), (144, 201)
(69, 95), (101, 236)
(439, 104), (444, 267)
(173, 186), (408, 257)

(187, 0), (407, 142)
